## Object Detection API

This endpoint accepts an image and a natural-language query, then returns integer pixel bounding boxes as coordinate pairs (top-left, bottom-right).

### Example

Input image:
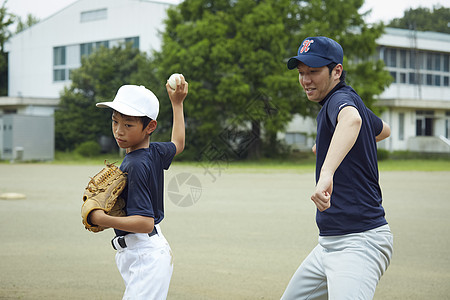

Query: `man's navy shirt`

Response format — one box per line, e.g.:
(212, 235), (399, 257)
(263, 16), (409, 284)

(315, 82), (387, 236)
(115, 142), (176, 237)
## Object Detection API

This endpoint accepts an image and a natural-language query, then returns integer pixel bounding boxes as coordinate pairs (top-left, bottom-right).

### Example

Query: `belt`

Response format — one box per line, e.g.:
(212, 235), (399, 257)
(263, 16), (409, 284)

(111, 227), (158, 250)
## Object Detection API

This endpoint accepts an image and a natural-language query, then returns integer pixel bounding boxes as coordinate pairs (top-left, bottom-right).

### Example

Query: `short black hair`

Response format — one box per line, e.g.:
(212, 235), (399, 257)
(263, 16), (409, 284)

(327, 62), (346, 82)
(112, 111), (153, 131)
(140, 116), (152, 130)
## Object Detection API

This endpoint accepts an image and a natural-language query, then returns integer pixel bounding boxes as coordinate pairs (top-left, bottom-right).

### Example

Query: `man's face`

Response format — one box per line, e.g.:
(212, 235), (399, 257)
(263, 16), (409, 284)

(297, 62), (341, 103)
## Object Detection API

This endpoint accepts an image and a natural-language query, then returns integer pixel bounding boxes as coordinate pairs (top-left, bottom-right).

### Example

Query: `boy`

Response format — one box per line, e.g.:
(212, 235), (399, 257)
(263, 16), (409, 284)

(89, 77), (188, 299)
(281, 37), (392, 299)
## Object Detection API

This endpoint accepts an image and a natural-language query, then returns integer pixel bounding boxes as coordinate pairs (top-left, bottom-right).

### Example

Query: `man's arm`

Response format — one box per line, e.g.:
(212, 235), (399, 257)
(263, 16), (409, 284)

(311, 106), (362, 211)
(166, 75), (188, 155)
(376, 121), (391, 142)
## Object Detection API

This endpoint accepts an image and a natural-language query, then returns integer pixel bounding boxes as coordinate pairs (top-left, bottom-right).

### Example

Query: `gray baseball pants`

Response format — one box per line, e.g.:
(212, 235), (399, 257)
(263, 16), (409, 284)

(281, 224), (393, 300)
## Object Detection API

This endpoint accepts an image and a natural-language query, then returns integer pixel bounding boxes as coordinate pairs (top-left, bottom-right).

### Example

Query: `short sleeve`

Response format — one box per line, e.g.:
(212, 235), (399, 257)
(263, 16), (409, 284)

(326, 93), (357, 128)
(153, 142), (177, 170)
(367, 109), (383, 136)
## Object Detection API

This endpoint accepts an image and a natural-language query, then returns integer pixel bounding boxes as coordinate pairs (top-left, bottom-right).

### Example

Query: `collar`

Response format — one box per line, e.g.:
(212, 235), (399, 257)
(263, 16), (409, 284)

(319, 80), (346, 106)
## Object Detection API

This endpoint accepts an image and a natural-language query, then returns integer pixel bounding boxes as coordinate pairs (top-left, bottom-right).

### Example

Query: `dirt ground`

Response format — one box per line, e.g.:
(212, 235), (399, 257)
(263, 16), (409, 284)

(0, 163), (449, 299)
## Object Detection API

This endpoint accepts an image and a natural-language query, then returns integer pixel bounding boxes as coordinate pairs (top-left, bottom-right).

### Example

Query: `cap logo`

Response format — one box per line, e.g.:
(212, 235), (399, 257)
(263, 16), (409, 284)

(299, 39), (314, 54)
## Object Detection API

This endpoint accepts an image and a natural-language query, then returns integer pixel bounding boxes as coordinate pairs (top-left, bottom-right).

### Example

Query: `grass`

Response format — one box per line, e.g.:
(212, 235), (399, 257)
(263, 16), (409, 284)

(221, 158), (450, 172)
(378, 159), (450, 171)
(59, 152), (450, 172)
(51, 151), (125, 165)
(3, 151), (450, 172)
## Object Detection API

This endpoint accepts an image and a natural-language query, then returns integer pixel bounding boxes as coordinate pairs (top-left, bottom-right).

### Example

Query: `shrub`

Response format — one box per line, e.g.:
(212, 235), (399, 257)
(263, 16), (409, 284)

(75, 141), (101, 157)
(377, 149), (390, 161)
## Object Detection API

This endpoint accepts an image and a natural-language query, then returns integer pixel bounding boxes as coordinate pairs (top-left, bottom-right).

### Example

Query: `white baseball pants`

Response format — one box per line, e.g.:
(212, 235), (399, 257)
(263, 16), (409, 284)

(115, 225), (174, 300)
(281, 224), (393, 300)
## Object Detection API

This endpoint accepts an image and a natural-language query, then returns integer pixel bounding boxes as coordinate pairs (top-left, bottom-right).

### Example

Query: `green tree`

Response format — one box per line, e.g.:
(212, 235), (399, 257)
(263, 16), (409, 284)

(55, 44), (157, 151)
(387, 5), (450, 34)
(0, 0), (15, 96)
(154, 0), (391, 159)
(15, 13), (39, 33)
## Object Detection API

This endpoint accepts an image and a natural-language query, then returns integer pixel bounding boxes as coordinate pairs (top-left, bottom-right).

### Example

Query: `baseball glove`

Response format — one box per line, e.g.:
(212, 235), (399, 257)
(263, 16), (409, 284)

(81, 161), (127, 232)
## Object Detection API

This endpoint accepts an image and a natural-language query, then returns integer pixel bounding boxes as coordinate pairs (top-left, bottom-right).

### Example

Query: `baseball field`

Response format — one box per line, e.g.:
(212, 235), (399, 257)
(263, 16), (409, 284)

(0, 162), (449, 299)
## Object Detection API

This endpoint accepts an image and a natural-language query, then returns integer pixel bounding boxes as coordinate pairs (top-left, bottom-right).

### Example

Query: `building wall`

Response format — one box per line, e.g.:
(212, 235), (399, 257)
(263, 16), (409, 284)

(376, 28), (450, 152)
(5, 0), (174, 99)
(0, 115), (54, 161)
(278, 114), (316, 151)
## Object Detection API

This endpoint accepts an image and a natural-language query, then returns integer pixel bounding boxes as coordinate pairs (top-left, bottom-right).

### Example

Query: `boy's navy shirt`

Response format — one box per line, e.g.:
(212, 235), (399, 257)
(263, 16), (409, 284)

(115, 142), (177, 237)
(315, 82), (387, 236)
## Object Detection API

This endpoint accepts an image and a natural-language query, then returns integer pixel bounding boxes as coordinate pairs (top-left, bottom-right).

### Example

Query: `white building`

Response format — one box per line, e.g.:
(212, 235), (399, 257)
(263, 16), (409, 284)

(2, 0), (450, 156)
(1, 0), (179, 160)
(282, 28), (450, 153)
(376, 28), (450, 153)
(5, 0), (179, 100)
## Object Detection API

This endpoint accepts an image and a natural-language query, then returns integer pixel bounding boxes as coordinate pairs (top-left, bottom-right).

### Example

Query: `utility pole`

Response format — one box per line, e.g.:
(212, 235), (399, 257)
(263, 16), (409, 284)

(409, 22), (422, 101)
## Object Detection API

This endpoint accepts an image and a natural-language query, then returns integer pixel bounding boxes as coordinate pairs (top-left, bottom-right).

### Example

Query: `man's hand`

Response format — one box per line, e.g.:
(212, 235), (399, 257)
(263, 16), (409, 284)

(311, 171), (333, 212)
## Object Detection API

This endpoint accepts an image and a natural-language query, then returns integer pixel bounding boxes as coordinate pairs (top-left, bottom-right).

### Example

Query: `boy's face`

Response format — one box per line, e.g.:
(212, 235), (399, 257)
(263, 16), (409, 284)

(297, 62), (342, 103)
(112, 111), (156, 152)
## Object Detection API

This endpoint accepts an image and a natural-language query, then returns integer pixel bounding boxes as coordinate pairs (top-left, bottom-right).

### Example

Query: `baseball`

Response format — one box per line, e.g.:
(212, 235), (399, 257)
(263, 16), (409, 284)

(168, 73), (183, 90)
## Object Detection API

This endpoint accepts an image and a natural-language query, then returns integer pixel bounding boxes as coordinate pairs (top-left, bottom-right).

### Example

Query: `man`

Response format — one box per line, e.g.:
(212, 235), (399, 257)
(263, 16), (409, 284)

(281, 36), (392, 300)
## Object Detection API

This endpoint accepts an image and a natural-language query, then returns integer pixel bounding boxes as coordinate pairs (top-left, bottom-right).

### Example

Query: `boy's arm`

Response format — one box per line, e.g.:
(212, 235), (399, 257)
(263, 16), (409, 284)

(166, 75), (188, 156)
(311, 106), (362, 212)
(89, 210), (155, 233)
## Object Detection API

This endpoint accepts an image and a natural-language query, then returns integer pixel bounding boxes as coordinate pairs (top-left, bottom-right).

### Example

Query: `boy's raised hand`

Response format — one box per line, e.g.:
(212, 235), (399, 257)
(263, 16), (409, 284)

(166, 74), (188, 105)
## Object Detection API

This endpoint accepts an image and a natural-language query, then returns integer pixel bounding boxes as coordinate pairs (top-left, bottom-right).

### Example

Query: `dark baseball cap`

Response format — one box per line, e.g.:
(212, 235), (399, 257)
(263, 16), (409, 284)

(287, 36), (344, 69)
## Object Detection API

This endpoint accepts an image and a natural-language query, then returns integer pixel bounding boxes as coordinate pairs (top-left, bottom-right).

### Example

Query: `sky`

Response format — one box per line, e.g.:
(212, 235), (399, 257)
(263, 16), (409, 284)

(6, 0), (450, 25)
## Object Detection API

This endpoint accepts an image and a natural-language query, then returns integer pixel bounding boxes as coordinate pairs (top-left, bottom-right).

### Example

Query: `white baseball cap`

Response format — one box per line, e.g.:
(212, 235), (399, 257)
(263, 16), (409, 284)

(96, 85), (159, 120)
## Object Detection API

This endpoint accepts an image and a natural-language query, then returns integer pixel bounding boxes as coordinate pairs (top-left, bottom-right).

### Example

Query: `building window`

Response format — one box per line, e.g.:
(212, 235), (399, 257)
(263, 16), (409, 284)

(418, 51), (425, 69)
(382, 49), (449, 87)
(398, 113), (404, 141)
(80, 43), (93, 58)
(390, 71), (397, 83)
(384, 48), (397, 67)
(434, 75), (441, 86)
(80, 8), (107, 22)
(68, 69), (76, 80)
(285, 132), (307, 146)
(53, 46), (67, 81)
(110, 36), (140, 49)
(54, 69), (65, 81)
(426, 74), (432, 85)
(416, 110), (434, 136)
(400, 72), (406, 83)
(434, 54), (441, 71)
(400, 49), (407, 68)
(426, 53), (433, 70)
(80, 40), (109, 59)
(54, 37), (138, 82)
(409, 72), (417, 84)
(53, 46), (66, 66)
(446, 112), (450, 139)
(410, 51), (416, 69)
(444, 55), (449, 72)
(125, 37), (140, 48)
